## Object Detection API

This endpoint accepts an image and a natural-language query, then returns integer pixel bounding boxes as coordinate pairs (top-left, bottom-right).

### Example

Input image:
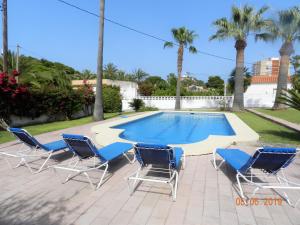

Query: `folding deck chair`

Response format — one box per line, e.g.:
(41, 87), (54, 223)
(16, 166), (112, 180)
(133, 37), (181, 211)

(0, 128), (67, 173)
(127, 143), (185, 201)
(52, 134), (134, 190)
(213, 146), (300, 207)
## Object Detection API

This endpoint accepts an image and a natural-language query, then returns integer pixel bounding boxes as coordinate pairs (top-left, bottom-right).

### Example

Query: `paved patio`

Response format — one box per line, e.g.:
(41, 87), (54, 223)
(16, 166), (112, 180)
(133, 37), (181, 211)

(0, 122), (300, 225)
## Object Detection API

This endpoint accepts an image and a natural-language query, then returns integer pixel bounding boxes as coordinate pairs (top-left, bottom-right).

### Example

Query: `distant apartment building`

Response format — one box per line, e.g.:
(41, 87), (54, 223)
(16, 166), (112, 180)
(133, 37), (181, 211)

(252, 57), (281, 76)
(244, 57), (291, 107)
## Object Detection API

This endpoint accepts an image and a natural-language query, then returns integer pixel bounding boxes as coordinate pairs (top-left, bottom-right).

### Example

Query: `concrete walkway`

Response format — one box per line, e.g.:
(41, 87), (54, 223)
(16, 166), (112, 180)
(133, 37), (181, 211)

(0, 122), (300, 225)
(246, 109), (300, 133)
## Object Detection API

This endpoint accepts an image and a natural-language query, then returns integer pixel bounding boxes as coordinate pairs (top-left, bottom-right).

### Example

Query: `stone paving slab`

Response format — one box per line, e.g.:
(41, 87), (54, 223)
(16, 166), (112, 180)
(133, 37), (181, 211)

(0, 123), (300, 225)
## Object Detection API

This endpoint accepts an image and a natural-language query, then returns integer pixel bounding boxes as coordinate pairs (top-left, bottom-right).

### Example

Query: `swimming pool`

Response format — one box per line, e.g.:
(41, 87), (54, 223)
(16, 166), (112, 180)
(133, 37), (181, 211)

(113, 112), (235, 144)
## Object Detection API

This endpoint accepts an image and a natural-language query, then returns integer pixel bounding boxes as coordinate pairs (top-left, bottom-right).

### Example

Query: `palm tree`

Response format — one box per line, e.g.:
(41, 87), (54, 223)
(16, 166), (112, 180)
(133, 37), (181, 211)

(81, 69), (96, 80)
(103, 63), (118, 80)
(93, 0), (105, 121)
(256, 7), (300, 110)
(228, 67), (252, 94)
(210, 5), (269, 111)
(164, 27), (198, 110)
(279, 89), (300, 111)
(132, 68), (149, 83)
(291, 55), (300, 75)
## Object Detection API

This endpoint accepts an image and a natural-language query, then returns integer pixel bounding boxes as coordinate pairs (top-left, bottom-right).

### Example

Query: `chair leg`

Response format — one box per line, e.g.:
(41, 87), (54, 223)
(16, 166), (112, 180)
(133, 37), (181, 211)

(236, 173), (246, 200)
(212, 151), (225, 170)
(35, 152), (53, 174)
(22, 158), (34, 174)
(96, 163), (109, 189)
(123, 152), (136, 164)
(173, 171), (179, 201)
(128, 167), (141, 195)
(83, 172), (95, 190)
(65, 159), (81, 182)
(182, 153), (186, 170)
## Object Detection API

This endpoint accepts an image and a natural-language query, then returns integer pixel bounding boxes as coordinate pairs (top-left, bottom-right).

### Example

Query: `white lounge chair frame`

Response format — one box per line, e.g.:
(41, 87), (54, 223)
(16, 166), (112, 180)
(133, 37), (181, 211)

(127, 147), (185, 201)
(52, 136), (135, 190)
(213, 148), (300, 207)
(0, 128), (67, 174)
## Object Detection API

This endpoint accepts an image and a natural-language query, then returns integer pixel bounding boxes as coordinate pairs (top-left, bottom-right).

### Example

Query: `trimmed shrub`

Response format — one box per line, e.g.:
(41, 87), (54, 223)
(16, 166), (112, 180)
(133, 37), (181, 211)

(129, 99), (145, 112)
(103, 85), (122, 113)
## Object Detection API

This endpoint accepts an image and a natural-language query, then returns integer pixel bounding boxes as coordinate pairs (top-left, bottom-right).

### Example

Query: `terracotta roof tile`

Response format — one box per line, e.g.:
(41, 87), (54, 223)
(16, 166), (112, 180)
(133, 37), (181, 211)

(251, 75), (291, 84)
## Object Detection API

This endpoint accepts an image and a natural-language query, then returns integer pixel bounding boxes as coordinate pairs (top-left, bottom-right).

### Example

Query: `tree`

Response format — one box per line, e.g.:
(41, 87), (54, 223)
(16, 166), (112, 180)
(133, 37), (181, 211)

(81, 69), (97, 80)
(2, 0), (8, 73)
(93, 0), (105, 121)
(103, 63), (118, 80)
(144, 76), (167, 89)
(292, 74), (300, 91)
(206, 76), (224, 90)
(279, 89), (300, 111)
(164, 27), (198, 110)
(132, 68), (149, 83)
(138, 82), (155, 96)
(210, 5), (269, 111)
(227, 67), (252, 94)
(291, 55), (300, 75)
(167, 73), (177, 87)
(256, 7), (300, 110)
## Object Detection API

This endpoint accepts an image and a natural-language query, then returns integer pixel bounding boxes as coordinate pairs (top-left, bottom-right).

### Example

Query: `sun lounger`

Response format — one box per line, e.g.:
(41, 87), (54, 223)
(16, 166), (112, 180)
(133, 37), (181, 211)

(127, 143), (185, 201)
(213, 147), (300, 207)
(0, 128), (67, 173)
(53, 134), (134, 189)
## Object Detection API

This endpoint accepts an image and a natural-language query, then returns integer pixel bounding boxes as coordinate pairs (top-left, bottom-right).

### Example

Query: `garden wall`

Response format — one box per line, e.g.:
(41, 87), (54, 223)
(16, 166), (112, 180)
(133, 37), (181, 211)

(125, 96), (234, 110)
(122, 94), (280, 110)
(9, 106), (93, 127)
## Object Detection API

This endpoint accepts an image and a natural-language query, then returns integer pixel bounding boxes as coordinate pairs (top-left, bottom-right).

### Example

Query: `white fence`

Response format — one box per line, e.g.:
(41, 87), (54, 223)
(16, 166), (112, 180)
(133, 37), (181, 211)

(124, 96), (234, 110)
(122, 94), (279, 111)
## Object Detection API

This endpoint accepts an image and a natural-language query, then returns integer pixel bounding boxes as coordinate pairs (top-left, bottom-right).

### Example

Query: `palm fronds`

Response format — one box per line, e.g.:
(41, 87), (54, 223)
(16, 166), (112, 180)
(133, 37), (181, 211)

(279, 89), (300, 111)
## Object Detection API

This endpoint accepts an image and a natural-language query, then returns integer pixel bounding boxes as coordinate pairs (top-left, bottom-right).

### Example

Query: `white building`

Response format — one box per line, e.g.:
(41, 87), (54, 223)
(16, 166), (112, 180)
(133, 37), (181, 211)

(244, 75), (292, 108)
(72, 79), (138, 110)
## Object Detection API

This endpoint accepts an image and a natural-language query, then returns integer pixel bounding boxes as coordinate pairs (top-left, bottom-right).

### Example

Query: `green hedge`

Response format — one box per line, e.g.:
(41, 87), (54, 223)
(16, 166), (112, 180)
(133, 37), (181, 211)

(103, 85), (122, 113)
(1, 72), (122, 122)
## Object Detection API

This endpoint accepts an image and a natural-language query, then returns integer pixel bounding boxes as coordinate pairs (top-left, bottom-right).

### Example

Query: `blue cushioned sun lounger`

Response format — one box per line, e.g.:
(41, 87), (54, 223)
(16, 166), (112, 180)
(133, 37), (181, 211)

(127, 143), (185, 201)
(52, 134), (134, 190)
(0, 128), (67, 173)
(213, 147), (300, 207)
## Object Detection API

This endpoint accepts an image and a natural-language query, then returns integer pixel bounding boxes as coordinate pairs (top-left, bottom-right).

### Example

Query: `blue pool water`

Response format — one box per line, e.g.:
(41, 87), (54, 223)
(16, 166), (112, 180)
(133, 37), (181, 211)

(113, 112), (235, 144)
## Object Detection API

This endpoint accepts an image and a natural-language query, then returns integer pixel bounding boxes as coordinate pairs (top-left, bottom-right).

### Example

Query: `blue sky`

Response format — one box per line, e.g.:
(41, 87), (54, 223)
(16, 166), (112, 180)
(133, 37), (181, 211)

(5, 0), (300, 81)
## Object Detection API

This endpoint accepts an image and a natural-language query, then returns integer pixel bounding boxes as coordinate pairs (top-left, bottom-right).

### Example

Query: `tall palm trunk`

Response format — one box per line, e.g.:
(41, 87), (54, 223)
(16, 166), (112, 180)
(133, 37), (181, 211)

(2, 0), (8, 73)
(273, 42), (294, 110)
(175, 44), (184, 110)
(93, 0), (105, 121)
(232, 40), (246, 111)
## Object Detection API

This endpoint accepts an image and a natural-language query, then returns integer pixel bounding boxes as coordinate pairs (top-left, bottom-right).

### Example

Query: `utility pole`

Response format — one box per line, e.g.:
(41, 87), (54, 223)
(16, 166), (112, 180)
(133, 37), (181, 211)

(2, 0), (8, 73)
(15, 44), (20, 82)
(16, 44), (20, 71)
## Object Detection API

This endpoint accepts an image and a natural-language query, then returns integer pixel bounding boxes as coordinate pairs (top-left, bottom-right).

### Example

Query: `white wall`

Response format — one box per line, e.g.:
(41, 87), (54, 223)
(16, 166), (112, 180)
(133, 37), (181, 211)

(95, 79), (292, 110)
(244, 83), (292, 108)
(102, 79), (138, 100)
(126, 96), (233, 110)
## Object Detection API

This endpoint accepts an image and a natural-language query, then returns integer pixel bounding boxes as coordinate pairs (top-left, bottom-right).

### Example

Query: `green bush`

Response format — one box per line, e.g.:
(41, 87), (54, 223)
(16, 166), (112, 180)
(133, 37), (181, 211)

(140, 106), (158, 111)
(0, 72), (96, 121)
(129, 99), (145, 112)
(103, 85), (122, 113)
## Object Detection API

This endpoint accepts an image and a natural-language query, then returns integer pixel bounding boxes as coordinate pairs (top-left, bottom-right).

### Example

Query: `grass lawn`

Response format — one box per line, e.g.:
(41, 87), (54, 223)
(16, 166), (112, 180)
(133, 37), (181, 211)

(235, 111), (300, 146)
(256, 108), (300, 124)
(0, 112), (132, 144)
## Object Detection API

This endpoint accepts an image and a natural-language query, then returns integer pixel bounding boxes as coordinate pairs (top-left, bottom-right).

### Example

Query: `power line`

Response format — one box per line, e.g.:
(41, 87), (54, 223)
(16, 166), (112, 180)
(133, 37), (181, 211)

(55, 0), (251, 65)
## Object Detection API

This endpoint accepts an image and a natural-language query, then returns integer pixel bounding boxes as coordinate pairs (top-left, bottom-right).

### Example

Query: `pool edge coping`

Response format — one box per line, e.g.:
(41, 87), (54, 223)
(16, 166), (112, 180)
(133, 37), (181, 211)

(91, 111), (259, 155)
